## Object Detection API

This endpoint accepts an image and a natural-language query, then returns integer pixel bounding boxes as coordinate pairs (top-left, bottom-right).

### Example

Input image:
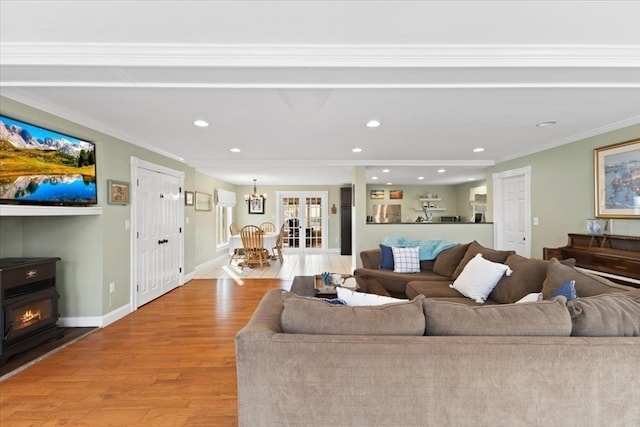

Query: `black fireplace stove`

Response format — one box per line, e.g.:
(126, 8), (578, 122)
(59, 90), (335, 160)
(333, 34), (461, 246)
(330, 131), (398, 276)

(0, 257), (63, 366)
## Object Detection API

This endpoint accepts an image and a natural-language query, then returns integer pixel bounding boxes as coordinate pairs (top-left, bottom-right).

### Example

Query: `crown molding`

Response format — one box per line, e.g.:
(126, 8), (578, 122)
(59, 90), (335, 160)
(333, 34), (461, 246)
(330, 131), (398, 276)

(2, 43), (639, 68)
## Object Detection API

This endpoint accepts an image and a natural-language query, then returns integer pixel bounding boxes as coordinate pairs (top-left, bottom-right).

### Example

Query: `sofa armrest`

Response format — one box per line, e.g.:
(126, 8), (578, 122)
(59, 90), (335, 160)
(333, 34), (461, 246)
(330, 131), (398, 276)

(236, 289), (284, 340)
(360, 248), (381, 269)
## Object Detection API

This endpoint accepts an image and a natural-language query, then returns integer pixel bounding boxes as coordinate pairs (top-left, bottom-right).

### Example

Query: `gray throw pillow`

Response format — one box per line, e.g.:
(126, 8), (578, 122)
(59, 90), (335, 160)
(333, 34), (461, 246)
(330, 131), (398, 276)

(281, 292), (426, 336)
(432, 243), (470, 277)
(490, 255), (576, 304)
(451, 241), (515, 279)
(423, 297), (572, 336)
(566, 294), (640, 337)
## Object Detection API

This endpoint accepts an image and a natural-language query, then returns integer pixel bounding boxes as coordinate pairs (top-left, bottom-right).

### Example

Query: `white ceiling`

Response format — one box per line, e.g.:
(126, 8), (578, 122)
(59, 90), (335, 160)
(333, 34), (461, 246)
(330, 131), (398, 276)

(1, 1), (639, 186)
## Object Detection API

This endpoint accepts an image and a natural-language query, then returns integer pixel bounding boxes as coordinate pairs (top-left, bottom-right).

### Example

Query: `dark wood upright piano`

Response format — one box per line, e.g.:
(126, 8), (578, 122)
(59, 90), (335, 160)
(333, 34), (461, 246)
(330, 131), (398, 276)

(543, 233), (640, 288)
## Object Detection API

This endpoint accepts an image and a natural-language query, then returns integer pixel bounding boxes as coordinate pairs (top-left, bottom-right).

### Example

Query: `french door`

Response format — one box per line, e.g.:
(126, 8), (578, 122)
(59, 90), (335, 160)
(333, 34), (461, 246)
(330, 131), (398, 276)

(277, 191), (327, 252)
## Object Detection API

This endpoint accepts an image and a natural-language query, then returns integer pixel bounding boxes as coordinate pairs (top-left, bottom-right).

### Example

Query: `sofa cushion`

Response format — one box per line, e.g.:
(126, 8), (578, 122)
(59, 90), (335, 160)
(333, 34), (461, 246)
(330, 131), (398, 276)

(336, 287), (405, 306)
(281, 292), (426, 336)
(452, 241), (515, 279)
(423, 297), (572, 336)
(432, 242), (470, 277)
(542, 258), (635, 299)
(490, 255), (576, 304)
(392, 246), (420, 273)
(566, 294), (640, 337)
(450, 253), (513, 303)
(406, 281), (465, 300)
(379, 244), (394, 270)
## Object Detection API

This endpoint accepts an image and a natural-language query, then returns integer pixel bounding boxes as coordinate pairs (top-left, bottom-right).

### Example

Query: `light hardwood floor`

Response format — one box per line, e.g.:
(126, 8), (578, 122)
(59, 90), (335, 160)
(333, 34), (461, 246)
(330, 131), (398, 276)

(1, 278), (285, 426)
(1, 253), (352, 426)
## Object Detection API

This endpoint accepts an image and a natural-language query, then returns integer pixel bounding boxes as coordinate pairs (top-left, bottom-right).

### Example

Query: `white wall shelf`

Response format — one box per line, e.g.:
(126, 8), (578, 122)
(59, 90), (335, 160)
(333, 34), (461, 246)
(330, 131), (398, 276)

(414, 207), (446, 212)
(0, 205), (103, 216)
(418, 198), (442, 202)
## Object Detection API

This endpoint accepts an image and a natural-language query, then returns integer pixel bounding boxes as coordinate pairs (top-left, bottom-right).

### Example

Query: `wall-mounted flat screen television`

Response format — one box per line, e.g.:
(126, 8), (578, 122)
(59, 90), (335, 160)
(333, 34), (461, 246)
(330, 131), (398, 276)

(0, 115), (97, 206)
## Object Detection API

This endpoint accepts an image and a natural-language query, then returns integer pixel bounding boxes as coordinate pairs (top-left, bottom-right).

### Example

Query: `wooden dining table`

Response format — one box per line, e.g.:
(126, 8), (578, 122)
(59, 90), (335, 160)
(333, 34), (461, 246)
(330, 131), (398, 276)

(228, 231), (280, 257)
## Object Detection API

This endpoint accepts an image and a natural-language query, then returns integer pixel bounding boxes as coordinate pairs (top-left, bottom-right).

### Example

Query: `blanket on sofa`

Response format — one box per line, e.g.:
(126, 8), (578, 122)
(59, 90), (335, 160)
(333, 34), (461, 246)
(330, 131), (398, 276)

(381, 236), (458, 260)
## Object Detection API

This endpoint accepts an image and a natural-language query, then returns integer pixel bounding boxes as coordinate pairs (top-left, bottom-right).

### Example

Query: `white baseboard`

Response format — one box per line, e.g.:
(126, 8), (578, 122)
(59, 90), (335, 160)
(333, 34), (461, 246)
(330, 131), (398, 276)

(58, 303), (132, 328)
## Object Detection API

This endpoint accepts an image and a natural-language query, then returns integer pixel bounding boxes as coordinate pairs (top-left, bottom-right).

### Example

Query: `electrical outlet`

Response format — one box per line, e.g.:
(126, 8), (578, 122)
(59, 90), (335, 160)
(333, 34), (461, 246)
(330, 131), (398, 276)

(109, 294), (116, 307)
(109, 282), (115, 293)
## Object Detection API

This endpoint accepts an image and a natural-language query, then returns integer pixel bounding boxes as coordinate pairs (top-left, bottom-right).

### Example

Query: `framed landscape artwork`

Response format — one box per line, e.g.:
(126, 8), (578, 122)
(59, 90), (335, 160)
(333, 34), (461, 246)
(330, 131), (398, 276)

(594, 138), (640, 218)
(370, 189), (384, 199)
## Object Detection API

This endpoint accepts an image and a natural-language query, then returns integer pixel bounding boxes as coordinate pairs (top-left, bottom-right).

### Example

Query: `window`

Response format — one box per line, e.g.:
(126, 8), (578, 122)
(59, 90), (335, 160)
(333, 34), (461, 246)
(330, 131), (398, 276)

(216, 205), (233, 247)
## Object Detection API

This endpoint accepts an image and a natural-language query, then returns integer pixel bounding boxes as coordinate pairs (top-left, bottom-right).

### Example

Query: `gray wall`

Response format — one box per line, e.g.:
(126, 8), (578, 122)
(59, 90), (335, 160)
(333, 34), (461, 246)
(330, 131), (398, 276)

(0, 96), (207, 319)
(2, 94), (638, 320)
(488, 124), (640, 258)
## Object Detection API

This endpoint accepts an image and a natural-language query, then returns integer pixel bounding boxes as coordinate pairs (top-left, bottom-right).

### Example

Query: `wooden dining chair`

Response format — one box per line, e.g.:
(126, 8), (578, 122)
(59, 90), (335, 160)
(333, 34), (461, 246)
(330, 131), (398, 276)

(228, 223), (244, 264)
(240, 225), (270, 269)
(272, 224), (285, 263)
(259, 222), (276, 232)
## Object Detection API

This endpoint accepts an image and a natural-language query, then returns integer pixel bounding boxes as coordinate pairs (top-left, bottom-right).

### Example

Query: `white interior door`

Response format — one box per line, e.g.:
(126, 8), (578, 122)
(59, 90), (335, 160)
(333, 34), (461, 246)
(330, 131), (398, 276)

(277, 191), (327, 252)
(493, 166), (531, 257)
(132, 159), (184, 308)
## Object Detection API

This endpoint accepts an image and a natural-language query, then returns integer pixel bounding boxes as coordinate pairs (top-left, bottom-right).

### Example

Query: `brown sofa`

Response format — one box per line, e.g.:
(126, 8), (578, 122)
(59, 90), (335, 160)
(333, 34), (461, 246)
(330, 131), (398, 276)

(354, 241), (515, 299)
(236, 283), (640, 426)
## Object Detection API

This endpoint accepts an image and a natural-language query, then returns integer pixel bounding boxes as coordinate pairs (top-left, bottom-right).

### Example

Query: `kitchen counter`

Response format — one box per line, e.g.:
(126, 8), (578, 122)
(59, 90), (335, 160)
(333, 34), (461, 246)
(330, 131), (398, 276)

(366, 222), (493, 225)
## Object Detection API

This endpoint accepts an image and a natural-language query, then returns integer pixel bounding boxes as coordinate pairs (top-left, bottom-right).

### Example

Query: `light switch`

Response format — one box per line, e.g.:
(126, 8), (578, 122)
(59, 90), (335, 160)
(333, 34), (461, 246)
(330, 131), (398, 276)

(533, 217), (539, 226)
(125, 219), (131, 230)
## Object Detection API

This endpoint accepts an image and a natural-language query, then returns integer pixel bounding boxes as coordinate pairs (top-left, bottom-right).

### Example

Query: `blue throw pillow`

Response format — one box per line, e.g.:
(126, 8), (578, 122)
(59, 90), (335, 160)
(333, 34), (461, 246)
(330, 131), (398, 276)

(548, 280), (578, 300)
(379, 244), (395, 270)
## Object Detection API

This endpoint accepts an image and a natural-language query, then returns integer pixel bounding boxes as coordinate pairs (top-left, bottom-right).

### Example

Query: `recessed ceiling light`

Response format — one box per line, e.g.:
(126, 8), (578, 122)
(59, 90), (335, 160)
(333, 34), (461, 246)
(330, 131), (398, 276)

(417, 176), (425, 180)
(437, 169), (446, 173)
(230, 148), (241, 153)
(536, 120), (557, 127)
(193, 119), (209, 127)
(372, 176), (379, 180)
(352, 147), (362, 153)
(473, 147), (485, 153)
(382, 169), (390, 173)
(386, 182), (392, 185)
(366, 120), (381, 128)
(468, 178), (475, 181)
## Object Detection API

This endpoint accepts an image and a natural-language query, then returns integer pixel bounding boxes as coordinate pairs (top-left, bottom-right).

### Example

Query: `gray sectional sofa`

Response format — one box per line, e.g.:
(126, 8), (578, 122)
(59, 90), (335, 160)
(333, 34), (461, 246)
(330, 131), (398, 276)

(236, 287), (640, 426)
(236, 244), (640, 426)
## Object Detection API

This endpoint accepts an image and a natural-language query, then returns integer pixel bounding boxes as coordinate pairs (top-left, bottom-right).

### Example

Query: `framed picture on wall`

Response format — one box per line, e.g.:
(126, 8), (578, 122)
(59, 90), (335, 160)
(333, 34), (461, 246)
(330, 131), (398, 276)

(248, 195), (265, 214)
(389, 190), (403, 200)
(108, 180), (129, 205)
(184, 191), (194, 206)
(370, 189), (384, 199)
(594, 138), (640, 218)
(195, 192), (212, 211)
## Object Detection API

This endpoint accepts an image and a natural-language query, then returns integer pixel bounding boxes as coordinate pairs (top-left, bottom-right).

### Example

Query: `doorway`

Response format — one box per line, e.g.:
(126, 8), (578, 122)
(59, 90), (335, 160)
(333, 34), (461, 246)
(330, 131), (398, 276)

(131, 158), (185, 308)
(492, 166), (531, 257)
(276, 191), (327, 252)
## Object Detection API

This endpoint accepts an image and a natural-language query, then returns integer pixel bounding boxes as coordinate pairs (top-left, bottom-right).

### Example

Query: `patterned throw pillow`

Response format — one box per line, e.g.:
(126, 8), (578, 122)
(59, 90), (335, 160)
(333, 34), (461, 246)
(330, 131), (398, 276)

(391, 246), (420, 273)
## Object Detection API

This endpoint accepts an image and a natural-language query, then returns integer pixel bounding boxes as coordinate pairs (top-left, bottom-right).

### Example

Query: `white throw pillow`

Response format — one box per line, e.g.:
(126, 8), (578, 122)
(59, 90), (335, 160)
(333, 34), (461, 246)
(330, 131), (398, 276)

(337, 287), (405, 306)
(450, 253), (513, 303)
(391, 246), (420, 273)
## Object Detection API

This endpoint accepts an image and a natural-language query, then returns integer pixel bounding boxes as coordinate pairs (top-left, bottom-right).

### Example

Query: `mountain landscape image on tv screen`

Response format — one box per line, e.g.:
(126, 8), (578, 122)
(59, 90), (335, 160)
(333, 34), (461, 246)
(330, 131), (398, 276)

(0, 115), (97, 206)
